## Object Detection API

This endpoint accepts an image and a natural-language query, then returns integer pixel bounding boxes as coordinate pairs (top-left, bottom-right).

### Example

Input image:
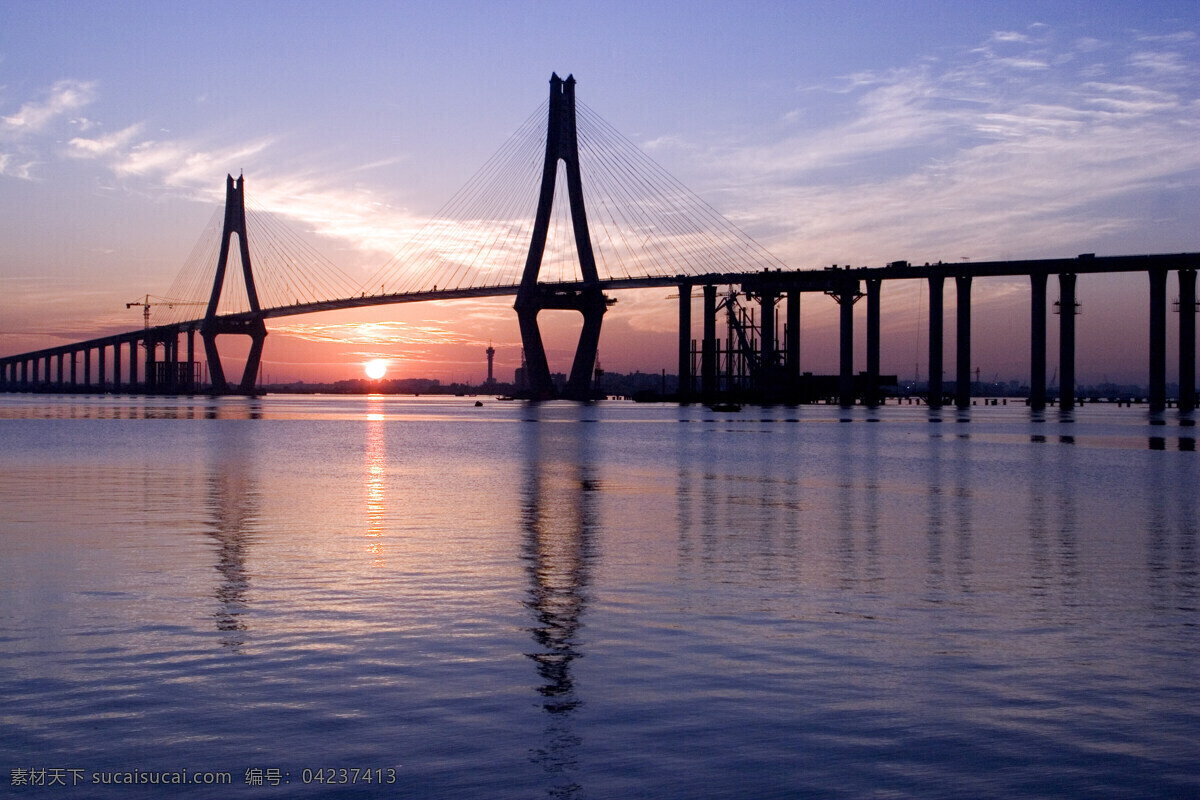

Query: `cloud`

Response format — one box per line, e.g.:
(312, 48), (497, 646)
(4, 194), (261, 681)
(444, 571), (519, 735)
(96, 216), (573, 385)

(0, 152), (36, 180)
(1, 80), (96, 134)
(1128, 50), (1189, 75)
(272, 320), (484, 348)
(109, 137), (276, 189)
(67, 123), (143, 158)
(991, 31), (1033, 44)
(674, 26), (1200, 265)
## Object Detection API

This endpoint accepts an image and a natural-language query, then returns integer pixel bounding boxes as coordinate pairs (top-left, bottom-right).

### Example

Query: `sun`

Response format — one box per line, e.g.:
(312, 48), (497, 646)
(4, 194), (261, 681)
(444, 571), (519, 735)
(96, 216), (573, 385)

(364, 359), (388, 380)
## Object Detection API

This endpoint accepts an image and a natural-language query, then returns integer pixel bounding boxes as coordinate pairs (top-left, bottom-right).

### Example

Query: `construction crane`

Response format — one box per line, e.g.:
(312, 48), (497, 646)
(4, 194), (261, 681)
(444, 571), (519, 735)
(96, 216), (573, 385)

(126, 295), (206, 329)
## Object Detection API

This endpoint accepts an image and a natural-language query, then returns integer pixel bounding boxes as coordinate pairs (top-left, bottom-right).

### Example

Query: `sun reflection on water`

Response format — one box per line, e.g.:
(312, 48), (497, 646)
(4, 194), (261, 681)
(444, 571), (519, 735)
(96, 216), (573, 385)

(365, 401), (387, 566)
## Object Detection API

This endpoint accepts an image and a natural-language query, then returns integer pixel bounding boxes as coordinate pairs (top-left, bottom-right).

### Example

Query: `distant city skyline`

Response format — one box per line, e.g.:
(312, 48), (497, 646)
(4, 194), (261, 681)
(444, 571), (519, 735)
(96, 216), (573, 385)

(2, 1), (1197, 385)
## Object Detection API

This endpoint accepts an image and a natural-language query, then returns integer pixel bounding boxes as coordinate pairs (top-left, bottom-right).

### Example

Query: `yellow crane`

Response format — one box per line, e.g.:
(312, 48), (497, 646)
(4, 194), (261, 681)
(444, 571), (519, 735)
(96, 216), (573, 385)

(126, 295), (206, 329)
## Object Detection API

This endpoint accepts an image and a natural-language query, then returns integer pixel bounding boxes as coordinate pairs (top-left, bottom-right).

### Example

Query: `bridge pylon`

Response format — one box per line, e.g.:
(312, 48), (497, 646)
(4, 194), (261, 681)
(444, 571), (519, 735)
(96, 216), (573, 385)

(200, 174), (267, 394)
(515, 73), (612, 400)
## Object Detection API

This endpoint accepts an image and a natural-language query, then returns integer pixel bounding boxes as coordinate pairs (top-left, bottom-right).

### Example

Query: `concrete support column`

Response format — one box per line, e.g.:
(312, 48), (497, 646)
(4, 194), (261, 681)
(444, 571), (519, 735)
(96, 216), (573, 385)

(866, 278), (881, 407)
(83, 349), (91, 388)
(113, 343), (122, 389)
(678, 286), (692, 403)
(955, 274), (973, 408)
(98, 345), (106, 389)
(1059, 273), (1077, 410)
(56, 353), (64, 386)
(70, 351), (78, 387)
(928, 274), (945, 407)
(145, 336), (156, 391)
(1179, 269), (1196, 413)
(702, 285), (717, 399)
(187, 329), (196, 389)
(1030, 272), (1047, 410)
(759, 289), (777, 382)
(164, 332), (177, 390)
(129, 338), (138, 388)
(838, 282), (856, 407)
(785, 289), (800, 383)
(1149, 267), (1168, 412)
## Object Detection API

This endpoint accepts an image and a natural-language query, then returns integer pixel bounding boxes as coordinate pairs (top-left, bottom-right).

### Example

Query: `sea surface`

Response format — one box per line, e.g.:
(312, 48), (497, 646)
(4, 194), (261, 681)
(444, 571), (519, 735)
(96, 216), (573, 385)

(0, 394), (1197, 799)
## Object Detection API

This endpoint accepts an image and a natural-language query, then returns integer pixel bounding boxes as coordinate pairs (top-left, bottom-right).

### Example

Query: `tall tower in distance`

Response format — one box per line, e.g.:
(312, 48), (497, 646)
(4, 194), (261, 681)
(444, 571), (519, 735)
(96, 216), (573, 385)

(485, 343), (496, 386)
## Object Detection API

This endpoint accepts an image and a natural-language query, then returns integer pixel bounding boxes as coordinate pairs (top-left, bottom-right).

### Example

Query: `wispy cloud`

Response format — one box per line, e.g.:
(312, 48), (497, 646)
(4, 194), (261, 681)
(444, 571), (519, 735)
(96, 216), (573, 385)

(66, 123), (143, 158)
(273, 320), (484, 348)
(1, 80), (98, 178)
(0, 152), (36, 180)
(667, 25), (1200, 265)
(1, 79), (95, 134)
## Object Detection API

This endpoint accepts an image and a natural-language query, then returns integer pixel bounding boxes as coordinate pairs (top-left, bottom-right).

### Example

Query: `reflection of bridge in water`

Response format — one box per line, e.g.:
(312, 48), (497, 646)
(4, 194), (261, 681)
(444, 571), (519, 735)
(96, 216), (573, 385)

(1, 74), (1197, 411)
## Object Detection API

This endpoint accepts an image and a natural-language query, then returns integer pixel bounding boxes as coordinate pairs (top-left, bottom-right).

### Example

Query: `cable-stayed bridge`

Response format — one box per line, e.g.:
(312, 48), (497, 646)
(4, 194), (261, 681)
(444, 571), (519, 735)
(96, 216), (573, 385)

(2, 74), (1198, 411)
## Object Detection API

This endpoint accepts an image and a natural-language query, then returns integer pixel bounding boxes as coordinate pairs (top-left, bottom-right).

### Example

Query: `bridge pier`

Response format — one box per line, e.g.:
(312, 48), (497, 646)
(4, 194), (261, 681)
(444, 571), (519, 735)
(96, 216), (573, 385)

(187, 328), (196, 385)
(702, 285), (718, 400)
(678, 286), (692, 402)
(866, 278), (881, 407)
(1180, 269), (1196, 413)
(956, 274), (972, 408)
(145, 335), (157, 392)
(786, 289), (800, 390)
(928, 274), (944, 407)
(1059, 272), (1077, 410)
(831, 279), (860, 407)
(98, 344), (106, 390)
(1030, 272), (1047, 410)
(759, 288), (778, 394)
(1149, 267), (1167, 413)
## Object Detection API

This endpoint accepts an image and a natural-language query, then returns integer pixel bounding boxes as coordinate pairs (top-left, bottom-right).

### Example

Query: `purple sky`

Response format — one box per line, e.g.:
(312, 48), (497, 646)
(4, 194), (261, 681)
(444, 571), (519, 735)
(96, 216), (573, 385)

(2, 1), (1197, 384)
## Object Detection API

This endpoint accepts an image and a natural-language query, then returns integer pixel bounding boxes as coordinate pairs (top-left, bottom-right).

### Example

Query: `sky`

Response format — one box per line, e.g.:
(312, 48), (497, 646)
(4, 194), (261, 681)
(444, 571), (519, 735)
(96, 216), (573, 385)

(1, 0), (1198, 386)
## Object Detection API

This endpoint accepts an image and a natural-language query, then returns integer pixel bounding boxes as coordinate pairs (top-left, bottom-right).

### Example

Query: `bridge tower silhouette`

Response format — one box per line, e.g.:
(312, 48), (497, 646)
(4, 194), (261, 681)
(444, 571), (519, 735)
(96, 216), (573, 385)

(201, 174), (267, 394)
(515, 74), (613, 400)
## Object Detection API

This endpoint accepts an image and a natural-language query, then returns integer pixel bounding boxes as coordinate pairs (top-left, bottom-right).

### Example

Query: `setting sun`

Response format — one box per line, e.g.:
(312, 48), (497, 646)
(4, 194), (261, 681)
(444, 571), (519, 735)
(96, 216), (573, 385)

(364, 359), (388, 380)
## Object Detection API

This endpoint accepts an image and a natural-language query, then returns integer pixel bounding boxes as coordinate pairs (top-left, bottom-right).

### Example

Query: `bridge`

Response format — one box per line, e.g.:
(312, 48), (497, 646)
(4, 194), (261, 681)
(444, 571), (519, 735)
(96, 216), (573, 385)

(1, 74), (1198, 412)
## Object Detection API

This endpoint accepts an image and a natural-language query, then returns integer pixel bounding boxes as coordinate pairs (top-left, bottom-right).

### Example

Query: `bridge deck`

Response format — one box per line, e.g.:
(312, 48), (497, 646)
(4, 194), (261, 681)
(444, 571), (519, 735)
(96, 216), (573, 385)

(2, 252), (1198, 366)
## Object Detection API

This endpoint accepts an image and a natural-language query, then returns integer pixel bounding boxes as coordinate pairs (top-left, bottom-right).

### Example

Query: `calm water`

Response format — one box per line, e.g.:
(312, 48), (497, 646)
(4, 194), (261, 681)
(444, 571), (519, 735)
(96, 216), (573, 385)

(1, 394), (1197, 798)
